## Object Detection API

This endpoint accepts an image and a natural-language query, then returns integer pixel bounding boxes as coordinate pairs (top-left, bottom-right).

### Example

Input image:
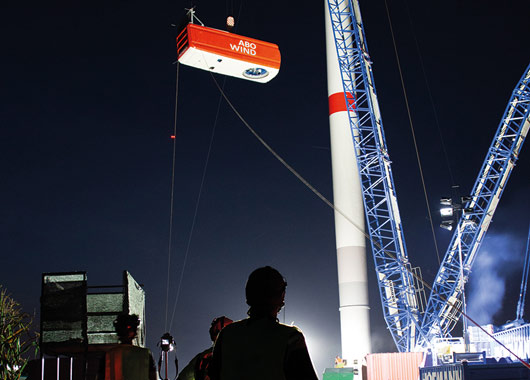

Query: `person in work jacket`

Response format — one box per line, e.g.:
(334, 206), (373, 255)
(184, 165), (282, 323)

(208, 266), (318, 380)
(176, 316), (233, 380)
(104, 313), (157, 380)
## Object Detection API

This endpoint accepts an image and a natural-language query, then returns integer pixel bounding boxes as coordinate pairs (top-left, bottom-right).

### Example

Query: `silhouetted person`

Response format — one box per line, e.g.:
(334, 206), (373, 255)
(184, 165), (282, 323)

(208, 266), (318, 380)
(105, 313), (157, 380)
(177, 316), (233, 380)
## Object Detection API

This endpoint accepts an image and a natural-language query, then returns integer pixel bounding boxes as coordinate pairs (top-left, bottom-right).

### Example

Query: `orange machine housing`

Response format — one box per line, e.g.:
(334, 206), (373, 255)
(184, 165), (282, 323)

(177, 24), (281, 83)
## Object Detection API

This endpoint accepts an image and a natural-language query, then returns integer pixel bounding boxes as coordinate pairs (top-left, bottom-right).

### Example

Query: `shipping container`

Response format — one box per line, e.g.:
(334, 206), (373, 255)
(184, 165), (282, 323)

(366, 352), (424, 380)
(420, 362), (530, 380)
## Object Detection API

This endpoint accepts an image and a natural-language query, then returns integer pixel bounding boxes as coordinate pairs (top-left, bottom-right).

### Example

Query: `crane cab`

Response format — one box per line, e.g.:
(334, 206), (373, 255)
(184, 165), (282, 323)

(176, 23), (281, 83)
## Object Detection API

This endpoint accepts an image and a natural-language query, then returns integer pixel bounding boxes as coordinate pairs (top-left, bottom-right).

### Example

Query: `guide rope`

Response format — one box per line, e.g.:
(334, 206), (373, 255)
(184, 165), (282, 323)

(168, 77), (228, 332)
(209, 72), (530, 369)
(383, 0), (441, 266)
(164, 62), (180, 332)
(165, 3), (245, 333)
(402, 0), (456, 187)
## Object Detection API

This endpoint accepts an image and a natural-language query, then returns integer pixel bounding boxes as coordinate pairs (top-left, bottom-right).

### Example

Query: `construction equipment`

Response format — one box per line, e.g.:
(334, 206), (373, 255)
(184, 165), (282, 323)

(418, 63), (530, 348)
(326, 0), (420, 352)
(325, 0), (530, 353)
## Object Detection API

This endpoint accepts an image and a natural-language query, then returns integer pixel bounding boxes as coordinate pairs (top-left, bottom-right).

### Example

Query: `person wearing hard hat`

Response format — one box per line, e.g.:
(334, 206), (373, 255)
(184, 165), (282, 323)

(104, 314), (157, 380)
(208, 266), (318, 380)
(177, 316), (233, 380)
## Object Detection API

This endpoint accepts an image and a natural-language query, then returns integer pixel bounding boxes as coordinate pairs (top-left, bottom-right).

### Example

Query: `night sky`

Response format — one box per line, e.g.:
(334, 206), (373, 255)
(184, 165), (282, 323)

(2, 0), (530, 378)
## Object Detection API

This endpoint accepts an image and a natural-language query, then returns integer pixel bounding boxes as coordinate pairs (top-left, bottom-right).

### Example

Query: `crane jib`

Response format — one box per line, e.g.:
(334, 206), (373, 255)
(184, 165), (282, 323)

(418, 62), (530, 349)
(327, 0), (530, 352)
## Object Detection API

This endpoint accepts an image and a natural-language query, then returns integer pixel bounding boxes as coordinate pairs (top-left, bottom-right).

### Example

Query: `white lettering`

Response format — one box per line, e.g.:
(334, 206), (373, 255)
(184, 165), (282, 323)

(230, 41), (257, 56)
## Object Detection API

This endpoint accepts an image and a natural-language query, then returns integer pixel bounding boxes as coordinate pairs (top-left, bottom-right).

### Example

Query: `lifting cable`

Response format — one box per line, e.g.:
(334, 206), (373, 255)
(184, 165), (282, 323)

(167, 76), (228, 333)
(402, 0), (456, 187)
(163, 66), (226, 333)
(208, 72), (530, 369)
(165, 3), (245, 332)
(383, 0), (442, 266)
(164, 62), (180, 333)
(383, 2), (527, 365)
(208, 73), (366, 234)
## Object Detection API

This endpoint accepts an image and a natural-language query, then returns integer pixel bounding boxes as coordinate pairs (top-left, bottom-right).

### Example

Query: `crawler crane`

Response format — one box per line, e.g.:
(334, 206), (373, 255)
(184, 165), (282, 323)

(325, 0), (530, 356)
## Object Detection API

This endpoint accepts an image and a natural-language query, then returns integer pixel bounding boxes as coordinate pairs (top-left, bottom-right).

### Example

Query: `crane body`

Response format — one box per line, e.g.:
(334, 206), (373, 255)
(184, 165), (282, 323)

(325, 0), (530, 359)
(177, 0), (530, 363)
(325, 0), (421, 354)
(418, 64), (530, 348)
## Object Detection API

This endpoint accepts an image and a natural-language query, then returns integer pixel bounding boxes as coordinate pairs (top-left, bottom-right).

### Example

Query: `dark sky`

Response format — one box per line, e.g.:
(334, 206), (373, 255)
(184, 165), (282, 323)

(2, 0), (530, 377)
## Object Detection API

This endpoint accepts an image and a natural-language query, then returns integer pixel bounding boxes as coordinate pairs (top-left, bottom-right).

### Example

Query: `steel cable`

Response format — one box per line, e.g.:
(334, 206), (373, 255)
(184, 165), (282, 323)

(209, 72), (530, 368)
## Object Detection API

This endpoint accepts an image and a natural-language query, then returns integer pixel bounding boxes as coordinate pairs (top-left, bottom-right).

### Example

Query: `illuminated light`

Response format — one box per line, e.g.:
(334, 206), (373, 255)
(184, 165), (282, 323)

(440, 221), (453, 231)
(160, 332), (175, 352)
(226, 16), (235, 28)
(170, 135), (176, 139)
(440, 197), (452, 206)
(292, 321), (335, 375)
(440, 207), (453, 217)
(462, 219), (476, 228)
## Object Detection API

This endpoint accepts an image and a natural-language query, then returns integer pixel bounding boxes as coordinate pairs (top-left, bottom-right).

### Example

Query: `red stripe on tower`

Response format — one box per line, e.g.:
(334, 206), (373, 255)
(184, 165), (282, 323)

(328, 92), (356, 115)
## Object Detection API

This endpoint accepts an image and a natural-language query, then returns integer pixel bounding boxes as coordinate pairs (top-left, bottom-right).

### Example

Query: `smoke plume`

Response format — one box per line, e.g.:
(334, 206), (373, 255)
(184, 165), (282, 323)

(467, 233), (523, 325)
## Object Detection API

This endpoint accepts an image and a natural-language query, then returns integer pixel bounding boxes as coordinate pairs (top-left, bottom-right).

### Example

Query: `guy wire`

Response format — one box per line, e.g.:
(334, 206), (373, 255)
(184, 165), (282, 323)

(168, 76), (228, 332)
(165, 61), (180, 332)
(383, 0), (441, 266)
(209, 72), (530, 369)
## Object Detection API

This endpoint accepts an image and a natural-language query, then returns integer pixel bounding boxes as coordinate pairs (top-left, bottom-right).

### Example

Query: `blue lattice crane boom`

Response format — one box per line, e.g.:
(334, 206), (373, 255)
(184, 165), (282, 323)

(326, 0), (530, 353)
(326, 0), (421, 352)
(417, 64), (530, 348)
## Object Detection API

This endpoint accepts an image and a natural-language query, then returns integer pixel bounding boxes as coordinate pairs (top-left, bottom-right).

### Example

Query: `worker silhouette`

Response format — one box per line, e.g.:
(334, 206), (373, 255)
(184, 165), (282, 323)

(104, 314), (157, 380)
(177, 316), (233, 380)
(208, 266), (318, 380)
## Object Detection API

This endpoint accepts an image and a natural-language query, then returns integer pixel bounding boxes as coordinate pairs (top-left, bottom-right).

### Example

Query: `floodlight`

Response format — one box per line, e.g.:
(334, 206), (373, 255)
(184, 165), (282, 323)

(440, 197), (452, 206)
(440, 207), (453, 217)
(160, 332), (175, 352)
(440, 221), (453, 231)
